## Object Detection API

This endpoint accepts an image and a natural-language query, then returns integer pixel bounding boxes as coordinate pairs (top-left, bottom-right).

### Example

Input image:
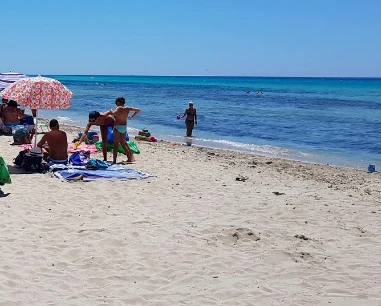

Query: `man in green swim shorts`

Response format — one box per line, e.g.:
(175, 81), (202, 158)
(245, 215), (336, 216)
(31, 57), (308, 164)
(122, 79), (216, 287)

(105, 97), (140, 164)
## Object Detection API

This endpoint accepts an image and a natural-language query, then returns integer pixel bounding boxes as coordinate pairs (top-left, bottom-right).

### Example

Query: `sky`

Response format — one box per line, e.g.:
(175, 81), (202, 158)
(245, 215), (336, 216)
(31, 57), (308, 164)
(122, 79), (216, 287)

(1, 0), (380, 77)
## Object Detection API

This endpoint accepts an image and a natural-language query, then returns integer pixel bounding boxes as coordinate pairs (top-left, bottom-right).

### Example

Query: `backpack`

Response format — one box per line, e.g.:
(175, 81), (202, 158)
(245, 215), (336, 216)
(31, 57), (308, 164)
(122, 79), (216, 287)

(13, 148), (44, 173)
(13, 126), (31, 145)
(69, 150), (90, 166)
(14, 149), (29, 167)
(22, 153), (43, 173)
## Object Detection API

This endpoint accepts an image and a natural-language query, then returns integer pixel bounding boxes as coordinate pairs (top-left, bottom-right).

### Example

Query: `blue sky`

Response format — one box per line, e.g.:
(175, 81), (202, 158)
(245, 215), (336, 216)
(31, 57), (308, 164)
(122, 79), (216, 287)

(1, 0), (380, 76)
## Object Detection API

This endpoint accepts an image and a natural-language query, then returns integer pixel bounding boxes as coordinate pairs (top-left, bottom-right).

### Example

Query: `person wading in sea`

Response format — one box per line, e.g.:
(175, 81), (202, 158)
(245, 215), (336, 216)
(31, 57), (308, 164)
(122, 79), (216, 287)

(180, 101), (197, 137)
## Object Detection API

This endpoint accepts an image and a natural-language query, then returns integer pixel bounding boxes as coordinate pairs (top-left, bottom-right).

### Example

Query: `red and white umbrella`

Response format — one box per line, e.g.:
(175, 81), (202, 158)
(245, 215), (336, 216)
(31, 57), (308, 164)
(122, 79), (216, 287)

(0, 75), (73, 146)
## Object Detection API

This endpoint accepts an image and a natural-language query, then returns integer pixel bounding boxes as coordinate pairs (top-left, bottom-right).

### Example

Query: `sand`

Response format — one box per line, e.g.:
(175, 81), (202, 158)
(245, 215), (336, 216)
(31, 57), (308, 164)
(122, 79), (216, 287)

(0, 128), (381, 306)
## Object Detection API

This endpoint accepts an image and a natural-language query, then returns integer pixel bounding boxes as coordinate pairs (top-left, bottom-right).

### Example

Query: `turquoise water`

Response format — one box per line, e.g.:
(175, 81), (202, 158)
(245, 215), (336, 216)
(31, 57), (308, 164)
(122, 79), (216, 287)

(36, 75), (381, 169)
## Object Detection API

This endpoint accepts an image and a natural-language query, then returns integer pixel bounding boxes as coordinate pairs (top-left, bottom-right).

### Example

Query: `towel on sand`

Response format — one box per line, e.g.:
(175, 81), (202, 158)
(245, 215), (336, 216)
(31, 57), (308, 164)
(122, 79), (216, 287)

(18, 143), (98, 154)
(54, 164), (150, 181)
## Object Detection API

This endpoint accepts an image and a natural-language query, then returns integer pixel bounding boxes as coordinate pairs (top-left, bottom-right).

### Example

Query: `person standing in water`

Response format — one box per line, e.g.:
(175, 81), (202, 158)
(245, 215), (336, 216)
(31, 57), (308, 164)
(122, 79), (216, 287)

(105, 97), (140, 163)
(180, 101), (197, 137)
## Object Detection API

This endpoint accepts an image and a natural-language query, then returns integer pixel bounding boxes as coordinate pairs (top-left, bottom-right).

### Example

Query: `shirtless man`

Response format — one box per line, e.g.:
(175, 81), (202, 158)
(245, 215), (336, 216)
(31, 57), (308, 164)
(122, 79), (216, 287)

(105, 97), (140, 163)
(76, 111), (115, 161)
(1, 100), (25, 127)
(37, 119), (68, 164)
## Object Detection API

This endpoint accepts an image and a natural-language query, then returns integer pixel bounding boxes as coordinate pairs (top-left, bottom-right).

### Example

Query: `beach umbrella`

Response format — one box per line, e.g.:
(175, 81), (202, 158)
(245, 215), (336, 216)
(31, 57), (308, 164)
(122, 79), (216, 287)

(0, 75), (73, 147)
(0, 71), (28, 91)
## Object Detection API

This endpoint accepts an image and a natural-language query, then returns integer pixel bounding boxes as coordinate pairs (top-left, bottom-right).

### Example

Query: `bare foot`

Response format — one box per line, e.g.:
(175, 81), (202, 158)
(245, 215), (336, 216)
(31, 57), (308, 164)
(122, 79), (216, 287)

(127, 156), (135, 162)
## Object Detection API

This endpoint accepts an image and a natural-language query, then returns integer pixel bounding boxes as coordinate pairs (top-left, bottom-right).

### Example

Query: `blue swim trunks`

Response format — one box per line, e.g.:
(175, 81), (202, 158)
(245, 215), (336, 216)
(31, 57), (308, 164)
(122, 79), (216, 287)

(115, 125), (127, 133)
(4, 121), (20, 127)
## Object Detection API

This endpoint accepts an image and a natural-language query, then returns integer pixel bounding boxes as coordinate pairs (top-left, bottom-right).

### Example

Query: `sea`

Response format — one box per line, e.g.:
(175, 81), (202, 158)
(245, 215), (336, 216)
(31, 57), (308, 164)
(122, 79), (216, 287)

(36, 75), (381, 170)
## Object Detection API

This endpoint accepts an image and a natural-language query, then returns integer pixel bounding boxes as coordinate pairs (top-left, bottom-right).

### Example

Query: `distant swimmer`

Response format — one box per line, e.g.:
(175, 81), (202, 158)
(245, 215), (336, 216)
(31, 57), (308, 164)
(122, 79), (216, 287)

(257, 91), (263, 95)
(246, 90), (251, 94)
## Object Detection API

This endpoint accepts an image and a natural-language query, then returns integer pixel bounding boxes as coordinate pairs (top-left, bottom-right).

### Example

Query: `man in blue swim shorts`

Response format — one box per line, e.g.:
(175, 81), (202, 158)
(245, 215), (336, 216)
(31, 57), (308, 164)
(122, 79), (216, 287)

(37, 119), (68, 164)
(105, 97), (140, 164)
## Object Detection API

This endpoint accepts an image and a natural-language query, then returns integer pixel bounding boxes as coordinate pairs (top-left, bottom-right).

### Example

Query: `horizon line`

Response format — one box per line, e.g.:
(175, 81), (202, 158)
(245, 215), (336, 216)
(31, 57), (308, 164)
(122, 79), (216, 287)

(26, 74), (381, 79)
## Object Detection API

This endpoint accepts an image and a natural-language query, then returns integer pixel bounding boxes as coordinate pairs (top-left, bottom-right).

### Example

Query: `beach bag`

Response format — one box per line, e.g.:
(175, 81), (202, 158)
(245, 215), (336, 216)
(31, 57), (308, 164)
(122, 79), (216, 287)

(107, 126), (114, 142)
(69, 150), (90, 166)
(22, 149), (43, 173)
(13, 149), (29, 167)
(107, 126), (129, 143)
(86, 159), (109, 170)
(20, 115), (35, 125)
(13, 126), (31, 145)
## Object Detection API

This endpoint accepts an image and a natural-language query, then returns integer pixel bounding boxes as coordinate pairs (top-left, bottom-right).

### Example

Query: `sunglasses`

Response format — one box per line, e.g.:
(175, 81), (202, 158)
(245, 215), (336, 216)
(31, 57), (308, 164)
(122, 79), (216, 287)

(89, 118), (96, 123)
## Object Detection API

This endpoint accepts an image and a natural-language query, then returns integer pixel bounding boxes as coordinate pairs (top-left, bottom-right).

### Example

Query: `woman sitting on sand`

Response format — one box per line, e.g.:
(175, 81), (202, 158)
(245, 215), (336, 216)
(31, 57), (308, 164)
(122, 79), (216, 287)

(1, 100), (25, 126)
(0, 100), (25, 134)
(76, 111), (115, 161)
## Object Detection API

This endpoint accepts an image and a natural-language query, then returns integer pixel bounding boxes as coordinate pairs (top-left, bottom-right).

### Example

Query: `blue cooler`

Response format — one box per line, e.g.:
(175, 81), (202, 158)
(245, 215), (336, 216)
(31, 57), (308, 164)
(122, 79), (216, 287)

(368, 164), (376, 173)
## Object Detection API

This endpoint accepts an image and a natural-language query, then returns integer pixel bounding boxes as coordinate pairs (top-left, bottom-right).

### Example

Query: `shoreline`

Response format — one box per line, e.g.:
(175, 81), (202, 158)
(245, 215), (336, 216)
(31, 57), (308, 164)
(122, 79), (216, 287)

(34, 120), (381, 191)
(48, 118), (377, 171)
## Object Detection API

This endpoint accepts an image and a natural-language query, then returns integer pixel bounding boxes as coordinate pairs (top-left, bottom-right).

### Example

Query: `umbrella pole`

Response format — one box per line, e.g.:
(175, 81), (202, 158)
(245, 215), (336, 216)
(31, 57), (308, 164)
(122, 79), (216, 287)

(34, 109), (38, 147)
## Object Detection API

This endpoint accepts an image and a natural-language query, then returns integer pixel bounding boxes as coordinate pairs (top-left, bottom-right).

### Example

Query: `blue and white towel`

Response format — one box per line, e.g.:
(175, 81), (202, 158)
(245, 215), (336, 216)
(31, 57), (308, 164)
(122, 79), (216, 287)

(53, 164), (150, 181)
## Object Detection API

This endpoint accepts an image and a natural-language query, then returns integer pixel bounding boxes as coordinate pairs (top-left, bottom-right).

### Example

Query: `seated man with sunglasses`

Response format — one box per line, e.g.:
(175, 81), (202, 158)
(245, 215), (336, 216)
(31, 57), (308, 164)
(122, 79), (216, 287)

(76, 111), (115, 161)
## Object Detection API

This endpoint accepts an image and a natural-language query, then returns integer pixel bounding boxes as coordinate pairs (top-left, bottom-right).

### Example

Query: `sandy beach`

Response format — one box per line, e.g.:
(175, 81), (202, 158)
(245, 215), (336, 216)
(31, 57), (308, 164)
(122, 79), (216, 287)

(0, 128), (381, 306)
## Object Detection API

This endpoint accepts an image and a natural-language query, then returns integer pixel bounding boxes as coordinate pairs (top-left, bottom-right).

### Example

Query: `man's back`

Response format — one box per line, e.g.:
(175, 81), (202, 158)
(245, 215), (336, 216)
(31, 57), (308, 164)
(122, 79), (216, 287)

(45, 130), (68, 160)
